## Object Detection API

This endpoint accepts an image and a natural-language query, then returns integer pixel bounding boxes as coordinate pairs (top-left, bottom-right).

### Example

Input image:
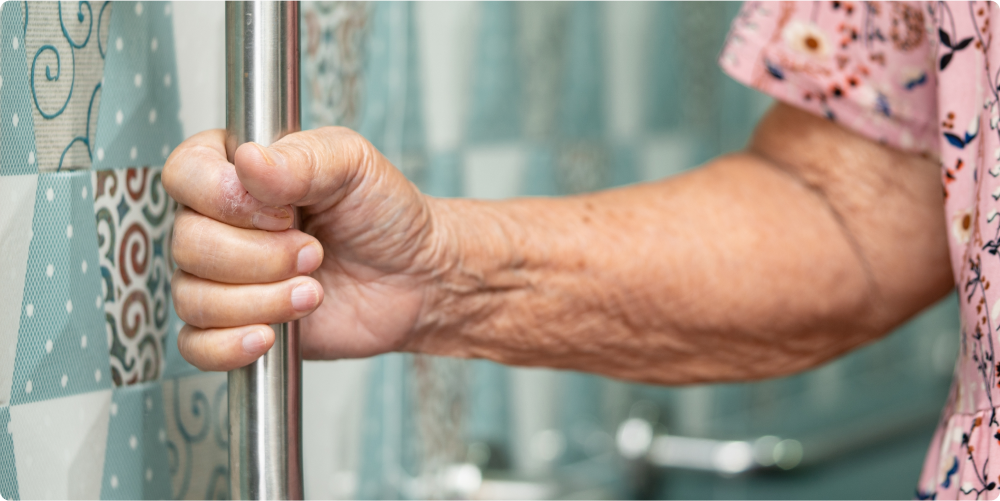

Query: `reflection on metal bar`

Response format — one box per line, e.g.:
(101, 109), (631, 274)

(616, 398), (942, 475)
(225, 2), (302, 499)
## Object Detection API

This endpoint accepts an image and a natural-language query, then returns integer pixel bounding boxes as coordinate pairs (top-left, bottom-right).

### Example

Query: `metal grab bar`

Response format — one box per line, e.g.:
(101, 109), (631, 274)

(615, 397), (943, 476)
(225, 2), (303, 499)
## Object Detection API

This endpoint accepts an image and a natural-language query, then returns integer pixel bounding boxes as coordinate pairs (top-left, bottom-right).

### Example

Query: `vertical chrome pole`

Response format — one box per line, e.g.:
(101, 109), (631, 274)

(225, 2), (302, 499)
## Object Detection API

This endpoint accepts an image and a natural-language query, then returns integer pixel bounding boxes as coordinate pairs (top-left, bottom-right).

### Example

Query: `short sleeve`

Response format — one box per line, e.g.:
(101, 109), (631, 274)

(719, 1), (939, 155)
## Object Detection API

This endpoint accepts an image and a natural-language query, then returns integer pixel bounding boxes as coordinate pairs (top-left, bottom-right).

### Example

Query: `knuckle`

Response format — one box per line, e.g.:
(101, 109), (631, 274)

(318, 126), (375, 185)
(331, 125), (365, 145)
(170, 212), (207, 271)
(162, 156), (187, 197)
(163, 144), (206, 189)
(345, 131), (378, 175)
(176, 326), (214, 371)
(170, 272), (205, 327)
(176, 325), (196, 355)
(164, 136), (196, 166)
(327, 126), (369, 157)
(170, 273), (192, 320)
(162, 163), (177, 193)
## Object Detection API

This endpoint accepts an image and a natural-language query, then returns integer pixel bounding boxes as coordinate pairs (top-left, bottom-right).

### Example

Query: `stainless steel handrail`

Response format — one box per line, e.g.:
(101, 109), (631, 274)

(615, 398), (943, 475)
(225, 2), (303, 499)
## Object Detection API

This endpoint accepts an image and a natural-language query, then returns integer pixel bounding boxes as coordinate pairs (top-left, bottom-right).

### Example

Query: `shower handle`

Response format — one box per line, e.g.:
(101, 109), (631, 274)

(225, 2), (303, 499)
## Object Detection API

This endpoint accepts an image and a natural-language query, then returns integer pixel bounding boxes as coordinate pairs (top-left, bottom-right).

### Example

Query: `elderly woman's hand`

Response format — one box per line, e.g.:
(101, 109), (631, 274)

(162, 127), (444, 371)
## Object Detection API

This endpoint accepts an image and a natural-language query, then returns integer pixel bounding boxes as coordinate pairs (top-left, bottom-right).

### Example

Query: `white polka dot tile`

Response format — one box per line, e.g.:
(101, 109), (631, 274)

(10, 173), (111, 406)
(91, 0), (182, 171)
(98, 383), (172, 498)
(0, 0), (39, 176)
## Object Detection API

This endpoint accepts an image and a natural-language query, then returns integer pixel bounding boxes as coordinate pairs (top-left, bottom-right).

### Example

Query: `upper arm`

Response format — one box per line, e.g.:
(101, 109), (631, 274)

(749, 102), (952, 335)
(716, 1), (949, 352)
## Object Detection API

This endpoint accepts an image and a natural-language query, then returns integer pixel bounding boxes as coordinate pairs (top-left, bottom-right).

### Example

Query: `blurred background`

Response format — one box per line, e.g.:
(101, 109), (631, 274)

(172, 2), (958, 499)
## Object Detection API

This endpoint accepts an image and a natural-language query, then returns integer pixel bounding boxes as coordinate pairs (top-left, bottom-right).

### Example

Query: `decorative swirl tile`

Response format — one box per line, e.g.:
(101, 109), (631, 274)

(93, 167), (176, 387)
(302, 2), (370, 131)
(23, 1), (109, 172)
(161, 372), (228, 500)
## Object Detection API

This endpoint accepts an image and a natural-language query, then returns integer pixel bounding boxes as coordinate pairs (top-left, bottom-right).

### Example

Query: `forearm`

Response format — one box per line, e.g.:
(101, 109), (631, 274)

(408, 105), (953, 384)
(163, 105), (951, 376)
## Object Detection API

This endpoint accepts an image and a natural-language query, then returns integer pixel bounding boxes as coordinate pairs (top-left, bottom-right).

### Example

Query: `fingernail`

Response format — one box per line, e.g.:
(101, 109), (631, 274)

(297, 243), (322, 274)
(291, 283), (319, 311)
(252, 143), (283, 167)
(252, 206), (291, 231)
(242, 328), (267, 354)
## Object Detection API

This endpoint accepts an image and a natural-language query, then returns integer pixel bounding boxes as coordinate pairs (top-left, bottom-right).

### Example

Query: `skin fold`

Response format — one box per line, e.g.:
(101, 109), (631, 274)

(162, 103), (953, 383)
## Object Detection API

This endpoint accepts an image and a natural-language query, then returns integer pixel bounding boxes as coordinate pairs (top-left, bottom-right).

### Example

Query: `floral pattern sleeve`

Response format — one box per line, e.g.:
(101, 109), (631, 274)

(723, 2), (1000, 499)
(719, 1), (939, 156)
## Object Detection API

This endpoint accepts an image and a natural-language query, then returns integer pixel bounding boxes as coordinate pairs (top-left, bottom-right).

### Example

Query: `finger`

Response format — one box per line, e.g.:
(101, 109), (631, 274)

(177, 323), (275, 371)
(232, 126), (394, 208)
(163, 129), (295, 231)
(172, 270), (323, 329)
(172, 207), (323, 284)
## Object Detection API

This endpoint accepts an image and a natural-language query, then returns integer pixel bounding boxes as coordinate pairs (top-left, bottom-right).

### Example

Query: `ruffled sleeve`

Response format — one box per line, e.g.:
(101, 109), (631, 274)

(719, 1), (939, 155)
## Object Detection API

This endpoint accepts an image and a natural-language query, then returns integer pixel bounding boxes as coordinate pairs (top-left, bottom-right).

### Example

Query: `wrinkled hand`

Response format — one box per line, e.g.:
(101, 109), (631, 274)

(162, 127), (443, 371)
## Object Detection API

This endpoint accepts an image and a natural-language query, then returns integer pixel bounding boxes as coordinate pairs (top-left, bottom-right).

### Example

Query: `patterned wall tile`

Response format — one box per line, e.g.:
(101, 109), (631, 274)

(92, 1), (182, 171)
(1, 1), (39, 176)
(1, 2), (198, 499)
(0, 174), (39, 407)
(355, 2), (426, 176)
(93, 167), (176, 387)
(8, 389), (112, 499)
(161, 373), (228, 500)
(23, 1), (109, 172)
(9, 171), (111, 407)
(0, 406), (20, 500)
(302, 2), (369, 132)
(99, 383), (172, 500)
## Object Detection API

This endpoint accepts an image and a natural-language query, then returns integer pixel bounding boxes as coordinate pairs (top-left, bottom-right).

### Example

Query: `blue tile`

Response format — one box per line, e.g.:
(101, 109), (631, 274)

(10, 172), (111, 406)
(92, 1), (182, 170)
(100, 383), (172, 500)
(1, 1), (39, 176)
(0, 406), (20, 500)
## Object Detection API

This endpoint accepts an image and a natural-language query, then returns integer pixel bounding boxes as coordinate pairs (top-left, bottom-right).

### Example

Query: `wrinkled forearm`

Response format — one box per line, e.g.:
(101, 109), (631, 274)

(406, 104), (953, 385)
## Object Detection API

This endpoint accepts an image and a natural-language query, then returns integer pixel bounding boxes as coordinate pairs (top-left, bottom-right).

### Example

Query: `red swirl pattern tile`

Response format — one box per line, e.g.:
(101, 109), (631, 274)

(92, 167), (176, 386)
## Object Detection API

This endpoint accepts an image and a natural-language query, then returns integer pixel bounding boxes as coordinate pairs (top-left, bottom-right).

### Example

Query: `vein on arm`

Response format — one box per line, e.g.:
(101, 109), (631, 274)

(410, 103), (953, 385)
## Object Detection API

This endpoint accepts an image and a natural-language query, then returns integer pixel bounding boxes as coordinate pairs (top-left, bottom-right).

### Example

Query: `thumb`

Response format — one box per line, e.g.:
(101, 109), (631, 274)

(232, 126), (379, 208)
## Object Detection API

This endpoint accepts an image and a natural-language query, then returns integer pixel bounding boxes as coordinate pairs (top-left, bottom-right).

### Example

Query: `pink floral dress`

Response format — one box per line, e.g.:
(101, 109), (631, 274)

(720, 1), (1000, 498)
